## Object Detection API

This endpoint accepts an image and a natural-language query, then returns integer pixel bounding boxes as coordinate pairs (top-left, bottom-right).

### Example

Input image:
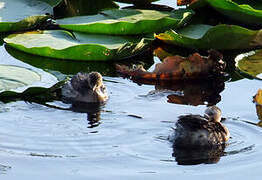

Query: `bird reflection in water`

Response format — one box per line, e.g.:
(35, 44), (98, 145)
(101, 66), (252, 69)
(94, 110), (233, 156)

(172, 144), (225, 165)
(40, 101), (104, 128)
(70, 101), (103, 128)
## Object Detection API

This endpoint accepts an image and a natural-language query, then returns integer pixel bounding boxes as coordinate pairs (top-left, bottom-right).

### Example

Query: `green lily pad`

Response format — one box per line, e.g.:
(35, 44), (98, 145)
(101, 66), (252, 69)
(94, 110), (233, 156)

(4, 30), (151, 61)
(190, 0), (262, 26)
(155, 24), (262, 50)
(114, 0), (159, 4)
(0, 0), (53, 32)
(56, 9), (194, 35)
(5, 45), (154, 76)
(0, 65), (41, 91)
(235, 50), (262, 79)
(53, 0), (119, 18)
(0, 78), (68, 103)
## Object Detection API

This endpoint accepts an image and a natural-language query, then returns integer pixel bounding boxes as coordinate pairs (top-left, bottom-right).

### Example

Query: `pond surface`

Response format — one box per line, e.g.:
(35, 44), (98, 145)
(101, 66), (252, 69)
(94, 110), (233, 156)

(1, 0), (262, 179)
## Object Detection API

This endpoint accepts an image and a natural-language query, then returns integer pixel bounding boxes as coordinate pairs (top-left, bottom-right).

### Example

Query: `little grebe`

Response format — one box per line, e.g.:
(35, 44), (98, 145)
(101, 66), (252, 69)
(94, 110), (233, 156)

(172, 106), (230, 148)
(61, 72), (108, 103)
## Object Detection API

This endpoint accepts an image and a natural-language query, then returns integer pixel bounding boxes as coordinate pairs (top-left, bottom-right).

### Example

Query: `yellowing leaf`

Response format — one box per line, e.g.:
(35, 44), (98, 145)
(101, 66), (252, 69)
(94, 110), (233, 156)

(254, 89), (262, 105)
(177, 0), (197, 6)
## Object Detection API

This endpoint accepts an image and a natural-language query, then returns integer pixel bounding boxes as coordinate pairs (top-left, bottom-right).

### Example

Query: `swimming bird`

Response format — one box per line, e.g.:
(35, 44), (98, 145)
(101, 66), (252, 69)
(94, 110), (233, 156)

(172, 106), (230, 148)
(61, 72), (108, 103)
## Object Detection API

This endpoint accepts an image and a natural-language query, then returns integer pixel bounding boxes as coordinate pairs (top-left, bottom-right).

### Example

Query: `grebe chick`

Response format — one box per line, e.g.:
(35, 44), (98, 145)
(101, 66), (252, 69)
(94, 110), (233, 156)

(172, 106), (230, 148)
(62, 72), (108, 103)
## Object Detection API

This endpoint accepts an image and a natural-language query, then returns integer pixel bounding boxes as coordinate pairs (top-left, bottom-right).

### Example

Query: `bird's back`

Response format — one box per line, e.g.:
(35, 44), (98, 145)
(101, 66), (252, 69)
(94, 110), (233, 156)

(173, 115), (228, 148)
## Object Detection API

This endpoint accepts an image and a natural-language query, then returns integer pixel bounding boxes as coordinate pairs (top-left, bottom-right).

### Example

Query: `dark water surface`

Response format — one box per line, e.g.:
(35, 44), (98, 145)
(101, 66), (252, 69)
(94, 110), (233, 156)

(1, 0), (262, 179)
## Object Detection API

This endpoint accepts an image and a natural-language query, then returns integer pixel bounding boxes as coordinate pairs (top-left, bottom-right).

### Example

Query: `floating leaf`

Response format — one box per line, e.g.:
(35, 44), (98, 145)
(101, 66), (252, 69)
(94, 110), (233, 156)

(253, 89), (262, 124)
(116, 50), (225, 81)
(189, 0), (262, 26)
(254, 89), (262, 105)
(5, 46), (116, 76)
(177, 0), (197, 6)
(0, 78), (68, 103)
(114, 0), (159, 4)
(235, 50), (262, 79)
(0, 65), (41, 92)
(5, 45), (154, 76)
(4, 30), (151, 61)
(155, 24), (262, 50)
(56, 9), (194, 35)
(0, 0), (53, 32)
(54, 0), (119, 18)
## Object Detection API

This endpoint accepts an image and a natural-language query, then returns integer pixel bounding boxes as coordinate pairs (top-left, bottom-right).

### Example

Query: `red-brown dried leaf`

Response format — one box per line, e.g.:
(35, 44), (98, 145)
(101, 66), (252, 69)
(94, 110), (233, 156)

(116, 50), (225, 82)
(177, 0), (197, 6)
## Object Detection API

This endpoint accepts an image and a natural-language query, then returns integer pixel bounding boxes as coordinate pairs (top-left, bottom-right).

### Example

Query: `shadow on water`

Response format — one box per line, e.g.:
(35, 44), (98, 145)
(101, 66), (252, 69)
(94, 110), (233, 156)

(122, 77), (226, 106)
(165, 79), (224, 106)
(5, 45), (117, 76)
(33, 100), (105, 128)
(157, 79), (225, 106)
(53, 0), (174, 19)
(172, 145), (226, 165)
(53, 0), (119, 18)
(0, 33), (8, 46)
(70, 102), (104, 128)
(5, 45), (154, 76)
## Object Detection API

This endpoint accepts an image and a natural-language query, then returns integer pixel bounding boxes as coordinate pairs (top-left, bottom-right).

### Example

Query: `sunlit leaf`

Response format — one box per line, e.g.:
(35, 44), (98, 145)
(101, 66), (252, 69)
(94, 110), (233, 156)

(253, 89), (262, 124)
(0, 65), (41, 92)
(155, 24), (262, 50)
(0, 0), (53, 32)
(235, 50), (262, 79)
(4, 30), (151, 61)
(0, 78), (68, 103)
(177, 0), (196, 6)
(254, 89), (262, 105)
(189, 0), (262, 26)
(114, 0), (159, 5)
(5, 45), (154, 76)
(54, 0), (119, 18)
(56, 9), (194, 35)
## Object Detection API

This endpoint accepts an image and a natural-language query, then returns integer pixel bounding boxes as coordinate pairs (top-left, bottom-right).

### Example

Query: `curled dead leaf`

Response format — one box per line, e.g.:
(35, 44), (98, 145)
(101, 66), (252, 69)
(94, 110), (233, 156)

(177, 0), (197, 6)
(253, 89), (262, 125)
(253, 89), (262, 105)
(116, 50), (225, 82)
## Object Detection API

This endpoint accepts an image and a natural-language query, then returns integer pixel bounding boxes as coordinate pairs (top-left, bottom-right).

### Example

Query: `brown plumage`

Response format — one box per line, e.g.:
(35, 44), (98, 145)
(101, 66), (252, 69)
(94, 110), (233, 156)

(172, 106), (229, 148)
(61, 72), (108, 103)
